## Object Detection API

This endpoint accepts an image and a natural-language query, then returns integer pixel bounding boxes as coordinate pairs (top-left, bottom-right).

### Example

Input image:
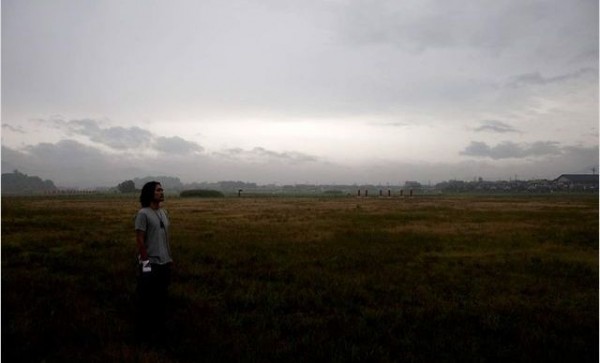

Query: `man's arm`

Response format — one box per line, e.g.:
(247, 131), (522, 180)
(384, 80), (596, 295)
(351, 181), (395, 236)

(136, 229), (148, 261)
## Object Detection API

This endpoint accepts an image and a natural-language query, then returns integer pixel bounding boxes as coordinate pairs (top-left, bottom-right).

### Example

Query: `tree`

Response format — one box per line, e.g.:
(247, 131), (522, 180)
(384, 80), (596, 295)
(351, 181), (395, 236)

(117, 180), (136, 193)
(1, 170), (57, 194)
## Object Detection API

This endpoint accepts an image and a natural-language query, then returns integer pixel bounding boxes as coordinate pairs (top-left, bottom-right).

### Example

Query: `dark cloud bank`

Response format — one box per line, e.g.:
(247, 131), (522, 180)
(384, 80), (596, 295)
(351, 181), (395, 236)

(461, 141), (563, 159)
(2, 138), (598, 188)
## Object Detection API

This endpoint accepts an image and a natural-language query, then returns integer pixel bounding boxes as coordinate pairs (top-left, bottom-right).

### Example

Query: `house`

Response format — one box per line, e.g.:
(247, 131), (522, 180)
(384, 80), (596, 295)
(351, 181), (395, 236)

(554, 174), (599, 189)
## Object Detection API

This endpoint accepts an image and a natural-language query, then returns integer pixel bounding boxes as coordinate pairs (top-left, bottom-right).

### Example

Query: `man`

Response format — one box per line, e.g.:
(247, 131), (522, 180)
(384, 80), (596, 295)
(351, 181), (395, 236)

(134, 181), (173, 343)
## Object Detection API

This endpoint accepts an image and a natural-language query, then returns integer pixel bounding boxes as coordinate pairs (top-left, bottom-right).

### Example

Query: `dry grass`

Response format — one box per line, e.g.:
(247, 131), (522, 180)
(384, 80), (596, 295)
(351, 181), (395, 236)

(2, 194), (598, 362)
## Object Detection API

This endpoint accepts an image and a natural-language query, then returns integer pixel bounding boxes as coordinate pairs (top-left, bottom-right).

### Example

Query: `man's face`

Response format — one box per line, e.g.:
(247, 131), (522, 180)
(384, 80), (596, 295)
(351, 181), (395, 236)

(154, 184), (165, 203)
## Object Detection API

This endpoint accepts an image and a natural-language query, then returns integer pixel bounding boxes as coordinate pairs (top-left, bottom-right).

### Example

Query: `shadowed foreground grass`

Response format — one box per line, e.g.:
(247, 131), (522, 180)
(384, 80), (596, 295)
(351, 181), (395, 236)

(2, 194), (598, 362)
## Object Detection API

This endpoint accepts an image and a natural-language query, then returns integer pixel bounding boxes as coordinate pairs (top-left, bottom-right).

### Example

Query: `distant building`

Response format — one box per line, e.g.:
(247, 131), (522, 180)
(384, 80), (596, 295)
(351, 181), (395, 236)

(404, 181), (422, 188)
(554, 174), (599, 190)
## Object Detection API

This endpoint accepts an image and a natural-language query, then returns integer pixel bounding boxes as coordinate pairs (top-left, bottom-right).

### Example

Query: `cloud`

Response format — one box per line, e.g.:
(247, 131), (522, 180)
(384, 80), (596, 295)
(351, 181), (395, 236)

(30, 118), (205, 155)
(1, 146), (27, 173)
(558, 145), (600, 173)
(461, 141), (562, 159)
(67, 119), (153, 149)
(214, 147), (319, 164)
(508, 68), (597, 88)
(1, 140), (143, 187)
(474, 120), (519, 133)
(335, 0), (598, 55)
(2, 138), (597, 188)
(1, 124), (26, 133)
(371, 121), (411, 128)
(1, 139), (321, 187)
(25, 139), (106, 164)
(154, 136), (204, 155)
(251, 147), (319, 164)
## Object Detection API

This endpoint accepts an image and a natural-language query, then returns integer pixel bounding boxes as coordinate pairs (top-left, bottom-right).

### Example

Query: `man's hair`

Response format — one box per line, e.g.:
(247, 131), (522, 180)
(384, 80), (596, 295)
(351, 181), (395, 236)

(140, 181), (161, 207)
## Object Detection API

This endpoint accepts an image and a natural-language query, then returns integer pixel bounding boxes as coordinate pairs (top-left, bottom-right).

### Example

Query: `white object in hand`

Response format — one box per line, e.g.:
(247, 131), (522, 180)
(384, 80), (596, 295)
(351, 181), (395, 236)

(141, 260), (152, 273)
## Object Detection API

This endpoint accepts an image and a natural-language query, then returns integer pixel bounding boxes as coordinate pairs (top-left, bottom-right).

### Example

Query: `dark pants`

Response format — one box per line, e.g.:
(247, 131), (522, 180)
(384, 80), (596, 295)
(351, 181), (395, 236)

(135, 263), (172, 344)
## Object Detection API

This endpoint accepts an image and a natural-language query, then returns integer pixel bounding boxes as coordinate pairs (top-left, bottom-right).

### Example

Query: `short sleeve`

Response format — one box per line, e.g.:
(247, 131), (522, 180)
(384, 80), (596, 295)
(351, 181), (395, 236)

(134, 211), (147, 232)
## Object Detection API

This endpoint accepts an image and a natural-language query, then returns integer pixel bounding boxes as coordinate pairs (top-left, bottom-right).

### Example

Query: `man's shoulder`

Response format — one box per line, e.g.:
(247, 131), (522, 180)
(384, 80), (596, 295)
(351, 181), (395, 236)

(136, 207), (151, 216)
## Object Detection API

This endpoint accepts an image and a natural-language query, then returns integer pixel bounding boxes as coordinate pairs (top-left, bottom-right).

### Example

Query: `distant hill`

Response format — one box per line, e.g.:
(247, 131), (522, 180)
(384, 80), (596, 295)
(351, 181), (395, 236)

(2, 170), (57, 194)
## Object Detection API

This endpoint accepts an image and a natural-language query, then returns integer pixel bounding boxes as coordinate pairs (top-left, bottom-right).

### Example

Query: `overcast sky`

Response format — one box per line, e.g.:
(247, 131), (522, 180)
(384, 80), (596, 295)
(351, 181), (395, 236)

(2, 0), (598, 188)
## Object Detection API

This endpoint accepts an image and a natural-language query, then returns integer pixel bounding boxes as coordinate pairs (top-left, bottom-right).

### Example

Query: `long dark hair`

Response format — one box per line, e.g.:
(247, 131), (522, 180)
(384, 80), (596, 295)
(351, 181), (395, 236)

(140, 181), (161, 207)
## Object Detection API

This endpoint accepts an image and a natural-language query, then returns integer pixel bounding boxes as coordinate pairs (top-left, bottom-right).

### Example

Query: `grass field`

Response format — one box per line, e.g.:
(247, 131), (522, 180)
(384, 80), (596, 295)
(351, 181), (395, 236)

(1, 194), (598, 362)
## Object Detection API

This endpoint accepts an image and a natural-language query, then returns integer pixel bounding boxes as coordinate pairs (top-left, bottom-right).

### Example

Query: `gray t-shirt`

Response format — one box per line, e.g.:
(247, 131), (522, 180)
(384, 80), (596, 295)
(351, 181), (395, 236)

(135, 207), (173, 265)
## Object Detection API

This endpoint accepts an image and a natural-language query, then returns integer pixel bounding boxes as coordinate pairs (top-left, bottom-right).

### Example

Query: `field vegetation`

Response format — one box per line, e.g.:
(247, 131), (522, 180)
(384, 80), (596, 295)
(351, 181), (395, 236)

(179, 189), (225, 198)
(1, 194), (598, 362)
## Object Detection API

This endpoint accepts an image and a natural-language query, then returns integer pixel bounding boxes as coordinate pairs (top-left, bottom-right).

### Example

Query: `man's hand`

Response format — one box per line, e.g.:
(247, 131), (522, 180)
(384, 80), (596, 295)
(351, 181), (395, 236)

(141, 259), (152, 273)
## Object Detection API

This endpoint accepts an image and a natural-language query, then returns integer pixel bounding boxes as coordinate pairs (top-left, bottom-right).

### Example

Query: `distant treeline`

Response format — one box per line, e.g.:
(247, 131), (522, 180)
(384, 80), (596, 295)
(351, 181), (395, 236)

(4, 170), (597, 196)
(1, 170), (57, 194)
(180, 189), (225, 198)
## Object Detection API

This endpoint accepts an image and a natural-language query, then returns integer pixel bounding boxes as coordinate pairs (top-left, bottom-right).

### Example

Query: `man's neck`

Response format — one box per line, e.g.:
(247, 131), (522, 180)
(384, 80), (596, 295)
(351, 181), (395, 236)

(150, 202), (160, 210)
